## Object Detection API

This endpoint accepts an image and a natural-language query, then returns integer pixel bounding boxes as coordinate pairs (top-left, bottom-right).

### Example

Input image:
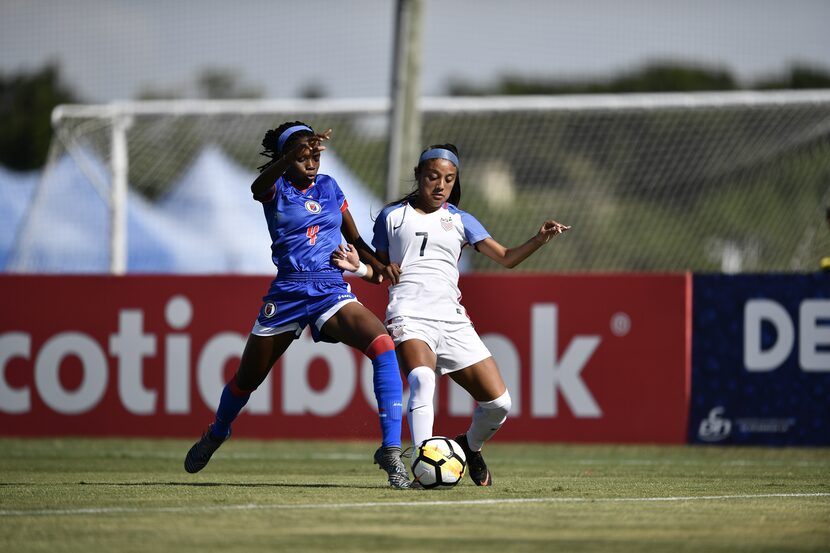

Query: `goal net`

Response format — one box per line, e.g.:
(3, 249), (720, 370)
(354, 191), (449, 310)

(10, 91), (830, 273)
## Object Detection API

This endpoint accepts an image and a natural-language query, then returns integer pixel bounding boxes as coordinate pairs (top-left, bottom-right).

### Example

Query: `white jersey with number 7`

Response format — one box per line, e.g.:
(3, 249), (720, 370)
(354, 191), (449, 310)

(372, 201), (491, 323)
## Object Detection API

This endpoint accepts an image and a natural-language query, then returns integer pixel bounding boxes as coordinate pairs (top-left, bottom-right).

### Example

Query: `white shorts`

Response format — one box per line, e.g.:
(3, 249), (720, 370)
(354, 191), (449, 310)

(385, 315), (492, 375)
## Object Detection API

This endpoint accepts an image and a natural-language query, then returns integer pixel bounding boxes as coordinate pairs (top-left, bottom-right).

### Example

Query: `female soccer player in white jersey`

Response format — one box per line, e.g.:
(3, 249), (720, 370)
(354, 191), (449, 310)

(183, 122), (410, 489)
(332, 143), (570, 486)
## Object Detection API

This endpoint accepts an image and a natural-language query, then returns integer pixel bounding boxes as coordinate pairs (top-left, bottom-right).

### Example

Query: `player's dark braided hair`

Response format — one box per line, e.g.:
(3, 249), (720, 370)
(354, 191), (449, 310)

(257, 120), (315, 173)
(390, 143), (462, 208)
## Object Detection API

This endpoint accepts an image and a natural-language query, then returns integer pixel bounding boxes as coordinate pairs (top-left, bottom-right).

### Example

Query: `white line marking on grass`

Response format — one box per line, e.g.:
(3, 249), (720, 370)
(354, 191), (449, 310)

(5, 450), (827, 466)
(1, 493), (827, 518)
(574, 459), (829, 467)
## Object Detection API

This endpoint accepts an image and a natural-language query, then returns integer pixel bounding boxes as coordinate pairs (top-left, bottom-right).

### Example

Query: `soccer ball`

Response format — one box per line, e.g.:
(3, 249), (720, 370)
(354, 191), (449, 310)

(410, 436), (466, 489)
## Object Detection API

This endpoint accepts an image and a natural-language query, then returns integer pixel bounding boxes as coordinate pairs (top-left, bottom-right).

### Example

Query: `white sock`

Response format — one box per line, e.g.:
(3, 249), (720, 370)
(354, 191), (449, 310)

(466, 390), (512, 451)
(407, 366), (436, 448)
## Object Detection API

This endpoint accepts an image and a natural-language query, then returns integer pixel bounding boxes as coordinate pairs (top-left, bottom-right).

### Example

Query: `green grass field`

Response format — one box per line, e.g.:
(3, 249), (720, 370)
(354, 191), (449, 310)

(1, 438), (828, 553)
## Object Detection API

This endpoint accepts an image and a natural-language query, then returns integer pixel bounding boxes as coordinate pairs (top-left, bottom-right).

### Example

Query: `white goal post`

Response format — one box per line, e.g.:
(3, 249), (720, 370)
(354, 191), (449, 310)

(50, 98), (391, 274)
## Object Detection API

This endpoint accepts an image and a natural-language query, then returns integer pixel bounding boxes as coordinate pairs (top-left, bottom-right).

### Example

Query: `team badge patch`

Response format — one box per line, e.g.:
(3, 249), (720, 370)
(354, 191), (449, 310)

(262, 302), (277, 318)
(304, 200), (322, 214)
(441, 216), (453, 231)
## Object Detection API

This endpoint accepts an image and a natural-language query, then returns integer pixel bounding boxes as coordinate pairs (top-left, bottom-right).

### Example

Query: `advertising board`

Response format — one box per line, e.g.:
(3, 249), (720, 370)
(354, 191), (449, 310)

(0, 274), (690, 444)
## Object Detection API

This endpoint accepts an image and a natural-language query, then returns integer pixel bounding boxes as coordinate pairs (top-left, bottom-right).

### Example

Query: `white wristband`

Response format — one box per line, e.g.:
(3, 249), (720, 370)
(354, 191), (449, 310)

(352, 261), (368, 278)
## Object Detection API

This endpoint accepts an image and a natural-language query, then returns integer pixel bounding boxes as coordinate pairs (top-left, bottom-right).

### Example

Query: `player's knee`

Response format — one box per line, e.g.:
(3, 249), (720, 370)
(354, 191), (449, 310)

(407, 366), (436, 406)
(365, 334), (394, 359)
(481, 389), (511, 421)
(500, 390), (513, 419)
(230, 372), (260, 394)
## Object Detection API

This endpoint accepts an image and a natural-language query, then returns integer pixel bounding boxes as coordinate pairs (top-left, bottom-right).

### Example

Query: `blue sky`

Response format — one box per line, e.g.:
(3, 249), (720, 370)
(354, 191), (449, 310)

(1, 0), (829, 102)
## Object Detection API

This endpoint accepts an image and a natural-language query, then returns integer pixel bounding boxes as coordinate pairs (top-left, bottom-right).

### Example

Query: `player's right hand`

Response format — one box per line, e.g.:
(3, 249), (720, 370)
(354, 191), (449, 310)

(536, 219), (571, 244)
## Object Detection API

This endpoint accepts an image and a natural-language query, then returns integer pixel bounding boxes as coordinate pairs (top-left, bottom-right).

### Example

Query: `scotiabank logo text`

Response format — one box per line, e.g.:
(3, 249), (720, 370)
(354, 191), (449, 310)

(0, 297), (602, 418)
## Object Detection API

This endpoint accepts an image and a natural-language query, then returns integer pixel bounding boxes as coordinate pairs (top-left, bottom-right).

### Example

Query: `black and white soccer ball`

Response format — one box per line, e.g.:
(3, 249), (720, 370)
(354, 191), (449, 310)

(410, 436), (467, 489)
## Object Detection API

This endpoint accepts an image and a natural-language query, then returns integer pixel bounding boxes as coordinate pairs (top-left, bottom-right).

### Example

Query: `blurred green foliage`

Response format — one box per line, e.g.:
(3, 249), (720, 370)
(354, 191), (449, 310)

(0, 64), (78, 171)
(449, 61), (830, 96)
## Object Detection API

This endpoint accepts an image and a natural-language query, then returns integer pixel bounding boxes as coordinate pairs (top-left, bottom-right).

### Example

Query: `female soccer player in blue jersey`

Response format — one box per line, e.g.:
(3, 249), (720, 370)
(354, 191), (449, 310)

(184, 122), (410, 489)
(332, 143), (570, 487)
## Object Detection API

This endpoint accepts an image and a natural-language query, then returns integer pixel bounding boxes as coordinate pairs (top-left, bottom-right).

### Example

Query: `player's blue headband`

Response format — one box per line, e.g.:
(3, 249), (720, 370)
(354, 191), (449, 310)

(419, 148), (460, 169)
(277, 124), (313, 152)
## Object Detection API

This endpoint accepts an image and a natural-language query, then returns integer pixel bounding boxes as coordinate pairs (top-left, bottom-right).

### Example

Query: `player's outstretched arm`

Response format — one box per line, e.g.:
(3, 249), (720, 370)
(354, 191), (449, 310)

(476, 219), (571, 268)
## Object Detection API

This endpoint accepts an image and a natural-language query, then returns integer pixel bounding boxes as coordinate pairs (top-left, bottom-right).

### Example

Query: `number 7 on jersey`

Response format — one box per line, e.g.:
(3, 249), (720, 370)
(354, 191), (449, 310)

(416, 232), (428, 256)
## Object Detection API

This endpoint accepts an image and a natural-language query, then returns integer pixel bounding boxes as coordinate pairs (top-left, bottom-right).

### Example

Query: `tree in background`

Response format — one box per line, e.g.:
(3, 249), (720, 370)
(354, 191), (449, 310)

(0, 64), (78, 171)
(138, 68), (263, 100)
(755, 64), (830, 90)
(448, 61), (829, 96)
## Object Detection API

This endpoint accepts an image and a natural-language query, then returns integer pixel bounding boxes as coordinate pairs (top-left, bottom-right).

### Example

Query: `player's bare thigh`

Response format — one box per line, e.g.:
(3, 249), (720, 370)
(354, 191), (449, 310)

(320, 301), (387, 351)
(448, 356), (506, 403)
(236, 332), (294, 390)
(396, 339), (437, 376)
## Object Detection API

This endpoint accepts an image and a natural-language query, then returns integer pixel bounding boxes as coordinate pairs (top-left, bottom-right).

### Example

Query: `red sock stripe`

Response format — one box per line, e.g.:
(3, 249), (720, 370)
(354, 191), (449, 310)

(364, 334), (394, 359)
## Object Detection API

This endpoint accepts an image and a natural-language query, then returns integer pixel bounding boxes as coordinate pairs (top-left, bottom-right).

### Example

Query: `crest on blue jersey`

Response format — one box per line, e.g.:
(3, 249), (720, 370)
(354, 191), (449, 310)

(262, 302), (277, 318)
(441, 216), (453, 231)
(304, 200), (322, 214)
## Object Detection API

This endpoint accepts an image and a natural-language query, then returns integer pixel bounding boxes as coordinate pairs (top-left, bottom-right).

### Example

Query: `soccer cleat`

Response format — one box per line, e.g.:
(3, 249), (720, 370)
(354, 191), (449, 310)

(455, 433), (492, 486)
(373, 445), (412, 489)
(184, 425), (229, 474)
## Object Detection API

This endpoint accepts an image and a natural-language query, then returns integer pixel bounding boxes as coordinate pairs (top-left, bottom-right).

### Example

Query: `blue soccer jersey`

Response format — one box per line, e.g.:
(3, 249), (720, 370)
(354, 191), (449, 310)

(253, 173), (356, 342)
(259, 174), (348, 274)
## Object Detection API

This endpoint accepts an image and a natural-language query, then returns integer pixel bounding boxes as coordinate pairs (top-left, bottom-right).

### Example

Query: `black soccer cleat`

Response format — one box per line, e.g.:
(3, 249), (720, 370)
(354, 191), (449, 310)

(455, 433), (492, 486)
(184, 425), (229, 474)
(373, 445), (412, 489)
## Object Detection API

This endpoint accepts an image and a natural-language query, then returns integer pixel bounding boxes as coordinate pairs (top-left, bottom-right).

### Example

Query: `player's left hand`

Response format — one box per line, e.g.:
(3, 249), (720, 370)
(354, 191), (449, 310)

(536, 220), (571, 244)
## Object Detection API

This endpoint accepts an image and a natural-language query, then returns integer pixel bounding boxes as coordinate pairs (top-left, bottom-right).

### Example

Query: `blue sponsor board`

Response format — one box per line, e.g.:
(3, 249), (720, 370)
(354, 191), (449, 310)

(690, 273), (830, 445)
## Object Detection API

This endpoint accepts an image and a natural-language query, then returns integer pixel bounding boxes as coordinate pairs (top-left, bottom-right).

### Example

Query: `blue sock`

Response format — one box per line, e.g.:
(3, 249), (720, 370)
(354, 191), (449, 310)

(210, 380), (251, 439)
(372, 349), (403, 447)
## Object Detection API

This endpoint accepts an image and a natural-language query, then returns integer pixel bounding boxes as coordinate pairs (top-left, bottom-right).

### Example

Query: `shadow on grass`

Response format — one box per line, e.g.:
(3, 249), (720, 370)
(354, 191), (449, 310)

(79, 481), (380, 489)
(0, 481), (384, 489)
